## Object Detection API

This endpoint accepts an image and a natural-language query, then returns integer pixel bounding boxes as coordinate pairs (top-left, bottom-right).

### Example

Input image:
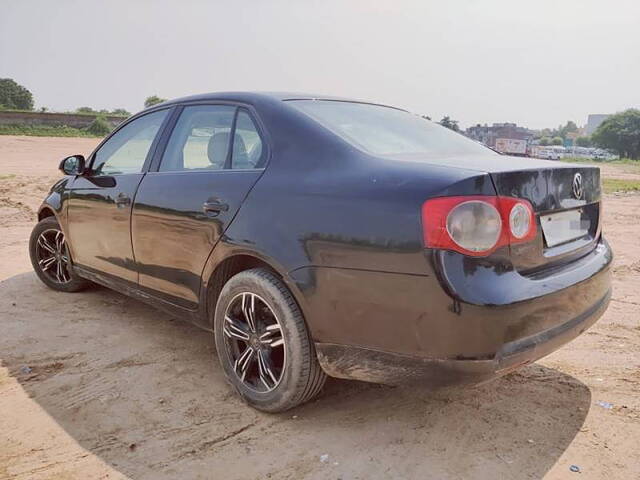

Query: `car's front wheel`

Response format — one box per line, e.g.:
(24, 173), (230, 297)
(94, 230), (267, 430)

(29, 216), (90, 292)
(214, 268), (327, 412)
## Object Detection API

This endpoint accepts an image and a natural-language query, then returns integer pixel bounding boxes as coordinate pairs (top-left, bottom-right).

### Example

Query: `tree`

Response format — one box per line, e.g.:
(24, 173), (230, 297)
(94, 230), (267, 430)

(111, 108), (130, 116)
(575, 136), (592, 147)
(0, 78), (34, 110)
(551, 136), (563, 146)
(539, 136), (551, 146)
(85, 116), (113, 136)
(559, 120), (578, 139)
(592, 109), (640, 159)
(76, 107), (96, 114)
(144, 95), (166, 108)
(439, 116), (459, 132)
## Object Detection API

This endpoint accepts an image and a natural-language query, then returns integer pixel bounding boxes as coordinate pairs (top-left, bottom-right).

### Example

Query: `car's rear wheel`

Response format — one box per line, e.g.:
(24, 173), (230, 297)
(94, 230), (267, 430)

(29, 216), (90, 292)
(214, 268), (326, 412)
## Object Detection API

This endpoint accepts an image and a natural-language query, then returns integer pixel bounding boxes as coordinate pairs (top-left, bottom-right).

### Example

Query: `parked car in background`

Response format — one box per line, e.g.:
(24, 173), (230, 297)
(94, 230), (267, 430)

(30, 92), (612, 412)
(531, 145), (564, 160)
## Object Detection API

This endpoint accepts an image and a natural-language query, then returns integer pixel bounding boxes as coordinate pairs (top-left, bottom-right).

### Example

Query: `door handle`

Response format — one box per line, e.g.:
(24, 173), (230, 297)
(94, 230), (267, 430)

(115, 192), (131, 208)
(202, 200), (229, 216)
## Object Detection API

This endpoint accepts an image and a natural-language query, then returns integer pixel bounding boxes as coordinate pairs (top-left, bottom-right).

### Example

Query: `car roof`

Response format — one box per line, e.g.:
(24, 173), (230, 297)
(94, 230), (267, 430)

(157, 91), (400, 110)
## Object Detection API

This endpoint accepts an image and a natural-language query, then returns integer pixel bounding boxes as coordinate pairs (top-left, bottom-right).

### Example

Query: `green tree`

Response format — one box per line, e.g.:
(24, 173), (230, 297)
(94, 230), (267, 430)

(111, 108), (130, 116)
(144, 95), (166, 108)
(539, 128), (553, 138)
(539, 136), (551, 146)
(0, 78), (34, 110)
(592, 109), (640, 159)
(559, 120), (578, 139)
(85, 116), (113, 136)
(551, 136), (563, 146)
(575, 136), (592, 147)
(76, 107), (96, 114)
(439, 116), (459, 132)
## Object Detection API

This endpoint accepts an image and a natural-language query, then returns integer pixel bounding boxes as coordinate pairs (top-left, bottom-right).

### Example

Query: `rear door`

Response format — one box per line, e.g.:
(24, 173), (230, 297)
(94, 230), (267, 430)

(66, 109), (170, 282)
(131, 104), (267, 308)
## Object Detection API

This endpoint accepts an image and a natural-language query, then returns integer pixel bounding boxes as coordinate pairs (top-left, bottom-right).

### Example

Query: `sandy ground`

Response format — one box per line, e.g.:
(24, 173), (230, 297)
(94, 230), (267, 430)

(0, 135), (638, 480)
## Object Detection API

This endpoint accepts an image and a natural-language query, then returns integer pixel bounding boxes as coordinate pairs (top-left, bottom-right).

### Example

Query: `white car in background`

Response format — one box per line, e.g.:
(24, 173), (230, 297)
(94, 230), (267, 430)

(532, 145), (564, 160)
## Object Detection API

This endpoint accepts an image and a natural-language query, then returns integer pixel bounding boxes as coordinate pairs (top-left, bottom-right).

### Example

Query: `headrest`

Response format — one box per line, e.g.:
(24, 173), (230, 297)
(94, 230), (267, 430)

(207, 131), (248, 167)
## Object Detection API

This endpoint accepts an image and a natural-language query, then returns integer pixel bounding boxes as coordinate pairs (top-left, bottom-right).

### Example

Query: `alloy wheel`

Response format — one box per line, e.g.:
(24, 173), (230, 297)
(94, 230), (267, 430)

(35, 228), (72, 284)
(223, 292), (286, 393)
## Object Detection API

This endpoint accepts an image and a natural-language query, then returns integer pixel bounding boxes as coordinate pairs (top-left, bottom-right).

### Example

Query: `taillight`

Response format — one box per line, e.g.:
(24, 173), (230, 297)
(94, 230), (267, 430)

(422, 196), (536, 256)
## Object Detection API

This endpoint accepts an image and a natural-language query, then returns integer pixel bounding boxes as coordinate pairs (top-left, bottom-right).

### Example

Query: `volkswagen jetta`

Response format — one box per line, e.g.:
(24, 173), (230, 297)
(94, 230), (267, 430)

(30, 92), (612, 412)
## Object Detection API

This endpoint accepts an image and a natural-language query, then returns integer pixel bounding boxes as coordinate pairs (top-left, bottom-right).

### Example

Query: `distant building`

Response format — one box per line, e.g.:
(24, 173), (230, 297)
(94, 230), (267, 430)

(465, 122), (534, 148)
(585, 114), (610, 135)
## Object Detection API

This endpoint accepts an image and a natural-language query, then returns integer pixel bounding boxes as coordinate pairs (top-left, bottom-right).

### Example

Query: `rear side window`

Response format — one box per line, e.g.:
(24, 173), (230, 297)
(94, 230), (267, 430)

(232, 110), (263, 169)
(159, 105), (236, 172)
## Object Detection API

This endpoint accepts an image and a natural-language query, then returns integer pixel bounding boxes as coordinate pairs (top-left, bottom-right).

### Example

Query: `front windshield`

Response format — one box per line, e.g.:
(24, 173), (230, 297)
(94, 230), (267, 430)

(288, 100), (494, 158)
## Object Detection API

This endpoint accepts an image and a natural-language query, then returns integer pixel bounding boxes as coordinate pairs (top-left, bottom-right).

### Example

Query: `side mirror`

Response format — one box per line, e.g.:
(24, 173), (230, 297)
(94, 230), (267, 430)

(59, 155), (86, 176)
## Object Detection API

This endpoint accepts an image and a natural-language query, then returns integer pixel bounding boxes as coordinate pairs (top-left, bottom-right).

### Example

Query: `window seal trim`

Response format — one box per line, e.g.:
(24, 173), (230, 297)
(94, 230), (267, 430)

(224, 108), (239, 170)
(148, 105), (184, 172)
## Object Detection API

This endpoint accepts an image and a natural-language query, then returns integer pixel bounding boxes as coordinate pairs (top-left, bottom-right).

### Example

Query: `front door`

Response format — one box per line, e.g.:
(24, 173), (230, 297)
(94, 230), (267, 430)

(66, 109), (170, 282)
(131, 105), (266, 308)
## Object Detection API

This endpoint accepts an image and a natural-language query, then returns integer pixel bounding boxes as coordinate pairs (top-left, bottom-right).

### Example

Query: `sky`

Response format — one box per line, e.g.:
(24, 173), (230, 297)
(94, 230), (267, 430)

(1, 0), (639, 129)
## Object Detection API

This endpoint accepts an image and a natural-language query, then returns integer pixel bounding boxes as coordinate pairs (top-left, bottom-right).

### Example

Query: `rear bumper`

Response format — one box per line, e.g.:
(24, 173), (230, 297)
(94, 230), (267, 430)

(291, 238), (612, 385)
(315, 288), (610, 386)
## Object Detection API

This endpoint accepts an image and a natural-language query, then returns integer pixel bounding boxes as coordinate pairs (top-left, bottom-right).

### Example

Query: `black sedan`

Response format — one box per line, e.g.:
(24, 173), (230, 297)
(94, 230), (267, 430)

(30, 92), (612, 412)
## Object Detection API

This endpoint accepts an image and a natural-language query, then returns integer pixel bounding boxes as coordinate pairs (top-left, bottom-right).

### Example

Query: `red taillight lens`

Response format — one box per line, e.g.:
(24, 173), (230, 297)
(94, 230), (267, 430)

(422, 196), (536, 256)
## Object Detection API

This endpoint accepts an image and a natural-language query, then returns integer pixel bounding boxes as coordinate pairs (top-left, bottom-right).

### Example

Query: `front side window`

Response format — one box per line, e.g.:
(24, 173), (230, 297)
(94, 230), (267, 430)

(288, 100), (493, 158)
(160, 105), (236, 172)
(93, 109), (168, 175)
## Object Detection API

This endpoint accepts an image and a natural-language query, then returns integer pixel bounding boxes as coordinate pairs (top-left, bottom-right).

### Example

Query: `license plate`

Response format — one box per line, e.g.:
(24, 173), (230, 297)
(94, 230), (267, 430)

(540, 209), (589, 247)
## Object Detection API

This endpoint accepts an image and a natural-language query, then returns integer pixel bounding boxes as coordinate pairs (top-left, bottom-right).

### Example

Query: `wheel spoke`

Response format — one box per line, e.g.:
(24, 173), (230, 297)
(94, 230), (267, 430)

(259, 324), (284, 347)
(39, 256), (56, 271)
(257, 350), (278, 388)
(241, 293), (257, 332)
(224, 316), (251, 341)
(234, 347), (254, 381)
(38, 235), (56, 254)
(60, 262), (70, 283)
(56, 259), (66, 283)
(54, 231), (65, 252)
(269, 337), (284, 348)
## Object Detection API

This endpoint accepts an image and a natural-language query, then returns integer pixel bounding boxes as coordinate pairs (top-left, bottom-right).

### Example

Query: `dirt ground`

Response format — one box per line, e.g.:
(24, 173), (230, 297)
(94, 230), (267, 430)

(0, 135), (638, 480)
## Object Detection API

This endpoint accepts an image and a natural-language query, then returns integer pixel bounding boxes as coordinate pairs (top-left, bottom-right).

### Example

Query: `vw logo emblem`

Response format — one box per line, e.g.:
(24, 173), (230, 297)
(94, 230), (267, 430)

(572, 172), (583, 199)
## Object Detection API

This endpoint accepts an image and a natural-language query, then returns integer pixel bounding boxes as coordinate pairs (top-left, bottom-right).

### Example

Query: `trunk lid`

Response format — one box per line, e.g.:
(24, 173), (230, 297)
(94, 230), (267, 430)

(488, 159), (601, 273)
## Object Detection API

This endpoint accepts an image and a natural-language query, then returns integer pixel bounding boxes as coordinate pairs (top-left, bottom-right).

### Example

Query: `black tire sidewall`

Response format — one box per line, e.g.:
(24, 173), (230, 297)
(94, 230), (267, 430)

(214, 269), (312, 412)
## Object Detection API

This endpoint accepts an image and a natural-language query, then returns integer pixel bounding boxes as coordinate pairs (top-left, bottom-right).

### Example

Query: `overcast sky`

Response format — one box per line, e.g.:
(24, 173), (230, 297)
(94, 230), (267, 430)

(1, 0), (639, 129)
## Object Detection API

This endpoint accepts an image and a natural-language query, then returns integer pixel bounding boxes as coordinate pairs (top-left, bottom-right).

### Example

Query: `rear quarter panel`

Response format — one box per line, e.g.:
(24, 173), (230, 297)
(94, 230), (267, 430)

(225, 153), (495, 275)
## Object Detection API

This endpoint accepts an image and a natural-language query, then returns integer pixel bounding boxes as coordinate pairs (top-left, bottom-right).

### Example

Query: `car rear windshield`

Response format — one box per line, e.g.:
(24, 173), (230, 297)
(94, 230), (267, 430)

(288, 100), (493, 158)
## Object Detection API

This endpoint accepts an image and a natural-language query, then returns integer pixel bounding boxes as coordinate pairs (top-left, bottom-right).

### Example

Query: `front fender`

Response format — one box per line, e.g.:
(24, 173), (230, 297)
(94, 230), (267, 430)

(37, 176), (73, 230)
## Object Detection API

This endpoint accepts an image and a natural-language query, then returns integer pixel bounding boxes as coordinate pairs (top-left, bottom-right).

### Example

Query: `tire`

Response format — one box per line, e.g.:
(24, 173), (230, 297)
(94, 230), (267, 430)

(214, 268), (327, 412)
(29, 216), (90, 292)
